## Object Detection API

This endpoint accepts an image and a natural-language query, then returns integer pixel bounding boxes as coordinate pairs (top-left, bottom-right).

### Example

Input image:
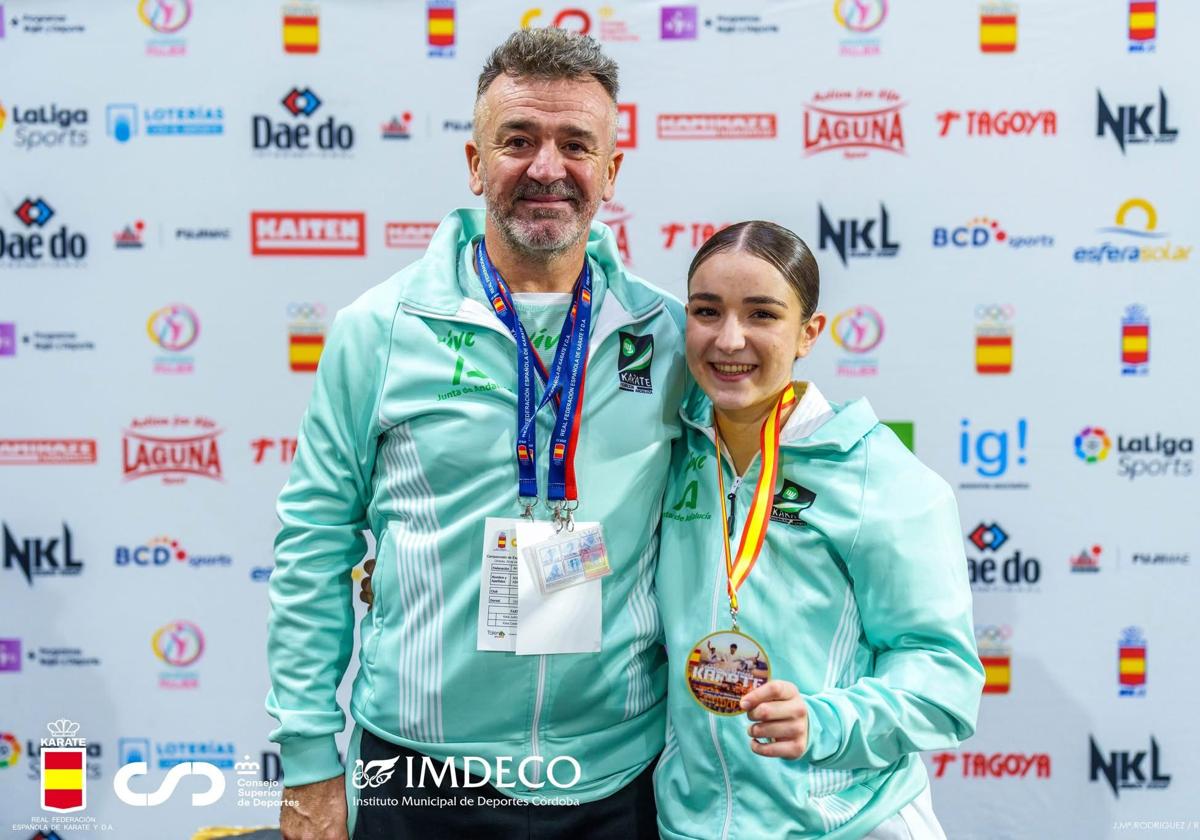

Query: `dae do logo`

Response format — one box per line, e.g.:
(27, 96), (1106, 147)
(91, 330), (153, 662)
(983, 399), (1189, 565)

(0, 197), (87, 265)
(252, 87), (354, 154)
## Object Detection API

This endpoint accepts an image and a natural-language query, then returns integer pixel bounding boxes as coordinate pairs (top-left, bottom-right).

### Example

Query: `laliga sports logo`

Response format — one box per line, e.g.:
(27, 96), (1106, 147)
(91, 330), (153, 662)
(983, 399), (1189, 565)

(138, 0), (192, 33)
(1075, 427), (1112, 463)
(830, 306), (884, 354)
(152, 620), (204, 667)
(834, 0), (887, 32)
(114, 761), (225, 806)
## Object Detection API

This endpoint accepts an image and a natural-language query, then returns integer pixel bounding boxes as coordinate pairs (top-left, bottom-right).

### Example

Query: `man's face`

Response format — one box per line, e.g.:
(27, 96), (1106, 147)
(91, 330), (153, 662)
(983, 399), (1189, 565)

(468, 74), (622, 256)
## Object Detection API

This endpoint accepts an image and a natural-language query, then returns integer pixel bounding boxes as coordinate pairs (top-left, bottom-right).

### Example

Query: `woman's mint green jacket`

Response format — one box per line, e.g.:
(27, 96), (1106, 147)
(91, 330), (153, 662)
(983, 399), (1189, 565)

(654, 383), (984, 839)
(266, 209), (687, 800)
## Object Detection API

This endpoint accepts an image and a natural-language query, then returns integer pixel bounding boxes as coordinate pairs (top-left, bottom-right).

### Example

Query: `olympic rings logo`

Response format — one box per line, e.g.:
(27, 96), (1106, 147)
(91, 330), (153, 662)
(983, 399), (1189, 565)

(975, 625), (1013, 645)
(976, 304), (1014, 321)
(288, 303), (327, 320)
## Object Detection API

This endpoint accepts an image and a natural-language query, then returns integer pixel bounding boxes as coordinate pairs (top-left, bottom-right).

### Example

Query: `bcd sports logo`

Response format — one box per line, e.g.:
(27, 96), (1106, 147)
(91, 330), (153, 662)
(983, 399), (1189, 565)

(804, 89), (904, 159)
(122, 416), (223, 484)
(1073, 199), (1191, 264)
(0, 197), (87, 265)
(932, 216), (1053, 250)
(252, 87), (354, 153)
(115, 536), (231, 569)
(1074, 424), (1193, 479)
(252, 211), (366, 256)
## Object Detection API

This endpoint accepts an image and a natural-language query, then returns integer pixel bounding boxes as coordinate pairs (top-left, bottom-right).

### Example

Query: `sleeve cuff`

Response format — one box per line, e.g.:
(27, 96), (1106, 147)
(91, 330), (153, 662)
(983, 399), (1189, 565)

(803, 696), (843, 764)
(280, 735), (345, 787)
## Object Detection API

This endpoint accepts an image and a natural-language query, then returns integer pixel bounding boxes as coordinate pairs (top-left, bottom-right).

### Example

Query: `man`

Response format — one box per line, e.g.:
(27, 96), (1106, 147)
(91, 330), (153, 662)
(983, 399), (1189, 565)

(267, 28), (685, 839)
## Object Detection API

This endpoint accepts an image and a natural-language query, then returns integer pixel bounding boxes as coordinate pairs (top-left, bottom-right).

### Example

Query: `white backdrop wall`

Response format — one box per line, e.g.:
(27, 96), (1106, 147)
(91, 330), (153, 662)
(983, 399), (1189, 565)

(1, 1), (1198, 838)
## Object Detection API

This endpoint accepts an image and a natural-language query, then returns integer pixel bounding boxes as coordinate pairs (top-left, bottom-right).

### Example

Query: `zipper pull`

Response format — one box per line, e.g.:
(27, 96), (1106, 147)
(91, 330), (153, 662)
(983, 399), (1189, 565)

(727, 493), (736, 537)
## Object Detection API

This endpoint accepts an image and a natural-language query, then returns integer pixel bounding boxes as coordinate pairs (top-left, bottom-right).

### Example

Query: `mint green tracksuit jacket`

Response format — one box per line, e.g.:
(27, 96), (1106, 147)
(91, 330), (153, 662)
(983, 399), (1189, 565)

(266, 208), (686, 800)
(654, 384), (984, 839)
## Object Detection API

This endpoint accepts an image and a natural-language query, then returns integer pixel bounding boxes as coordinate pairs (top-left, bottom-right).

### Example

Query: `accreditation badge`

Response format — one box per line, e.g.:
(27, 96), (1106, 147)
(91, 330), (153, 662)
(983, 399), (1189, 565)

(685, 629), (771, 715)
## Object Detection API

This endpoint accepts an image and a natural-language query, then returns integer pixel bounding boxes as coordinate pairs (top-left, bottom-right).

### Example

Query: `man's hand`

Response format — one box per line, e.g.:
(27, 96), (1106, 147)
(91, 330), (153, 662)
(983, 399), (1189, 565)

(280, 775), (348, 840)
(359, 558), (375, 609)
(740, 680), (809, 759)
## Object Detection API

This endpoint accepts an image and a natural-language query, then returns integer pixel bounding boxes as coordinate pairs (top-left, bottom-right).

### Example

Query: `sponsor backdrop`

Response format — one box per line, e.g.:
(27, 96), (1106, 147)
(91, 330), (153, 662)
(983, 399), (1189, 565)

(1, 0), (1197, 837)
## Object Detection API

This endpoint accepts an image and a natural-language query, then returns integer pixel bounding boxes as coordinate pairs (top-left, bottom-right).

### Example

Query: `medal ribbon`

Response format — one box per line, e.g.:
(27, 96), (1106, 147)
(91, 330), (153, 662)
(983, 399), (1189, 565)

(476, 239), (593, 503)
(714, 383), (797, 620)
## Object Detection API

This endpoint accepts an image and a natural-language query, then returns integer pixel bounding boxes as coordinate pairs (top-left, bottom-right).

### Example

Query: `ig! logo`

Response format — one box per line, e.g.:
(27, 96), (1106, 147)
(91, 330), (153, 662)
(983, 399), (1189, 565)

(113, 761), (226, 806)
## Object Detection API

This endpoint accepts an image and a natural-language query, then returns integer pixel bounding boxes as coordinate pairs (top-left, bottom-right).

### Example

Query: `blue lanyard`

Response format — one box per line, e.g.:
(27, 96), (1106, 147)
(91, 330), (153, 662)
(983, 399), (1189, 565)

(475, 239), (593, 504)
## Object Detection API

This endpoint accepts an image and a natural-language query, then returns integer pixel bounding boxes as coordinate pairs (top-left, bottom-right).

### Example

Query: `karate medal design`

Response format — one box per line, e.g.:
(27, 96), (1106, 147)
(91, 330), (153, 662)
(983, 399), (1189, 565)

(685, 629), (771, 715)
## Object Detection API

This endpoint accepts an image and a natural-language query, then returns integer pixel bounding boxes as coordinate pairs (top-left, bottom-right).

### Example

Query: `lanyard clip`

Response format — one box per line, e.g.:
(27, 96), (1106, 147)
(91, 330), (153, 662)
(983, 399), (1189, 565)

(729, 604), (739, 633)
(518, 497), (538, 521)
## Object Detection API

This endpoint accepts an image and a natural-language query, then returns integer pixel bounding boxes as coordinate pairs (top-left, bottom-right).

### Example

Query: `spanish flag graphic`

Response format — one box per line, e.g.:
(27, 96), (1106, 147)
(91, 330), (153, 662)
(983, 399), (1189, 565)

(282, 8), (319, 54)
(975, 334), (1013, 374)
(553, 442), (566, 461)
(981, 654), (1011, 694)
(41, 748), (86, 812)
(1119, 645), (1146, 689)
(980, 6), (1018, 53)
(289, 332), (324, 372)
(428, 3), (455, 48)
(1121, 321), (1149, 366)
(1128, 2), (1156, 44)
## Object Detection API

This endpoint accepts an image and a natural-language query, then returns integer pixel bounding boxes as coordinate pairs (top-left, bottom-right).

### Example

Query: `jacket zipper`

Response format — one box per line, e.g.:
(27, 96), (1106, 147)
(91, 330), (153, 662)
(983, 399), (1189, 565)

(530, 654), (547, 786)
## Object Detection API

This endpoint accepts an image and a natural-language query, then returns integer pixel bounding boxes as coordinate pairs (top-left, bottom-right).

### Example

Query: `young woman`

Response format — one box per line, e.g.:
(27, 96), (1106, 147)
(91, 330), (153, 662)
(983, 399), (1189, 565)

(653, 221), (983, 839)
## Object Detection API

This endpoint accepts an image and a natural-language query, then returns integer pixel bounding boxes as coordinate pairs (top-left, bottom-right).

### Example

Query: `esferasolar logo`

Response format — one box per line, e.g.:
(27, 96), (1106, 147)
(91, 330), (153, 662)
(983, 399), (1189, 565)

(252, 211), (365, 256)
(617, 332), (653, 394)
(1073, 199), (1191, 265)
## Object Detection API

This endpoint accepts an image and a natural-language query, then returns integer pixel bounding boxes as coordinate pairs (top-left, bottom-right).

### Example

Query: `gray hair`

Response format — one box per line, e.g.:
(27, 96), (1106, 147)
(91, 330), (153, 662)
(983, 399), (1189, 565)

(476, 28), (620, 102)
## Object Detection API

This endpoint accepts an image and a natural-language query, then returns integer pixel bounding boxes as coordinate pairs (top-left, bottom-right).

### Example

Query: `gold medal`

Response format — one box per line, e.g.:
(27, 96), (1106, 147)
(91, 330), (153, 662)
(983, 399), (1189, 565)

(685, 629), (771, 715)
(685, 385), (796, 715)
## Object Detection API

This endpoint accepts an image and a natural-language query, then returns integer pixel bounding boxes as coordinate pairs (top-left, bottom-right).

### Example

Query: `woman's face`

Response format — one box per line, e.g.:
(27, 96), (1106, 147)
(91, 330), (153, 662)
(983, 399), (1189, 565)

(686, 250), (824, 417)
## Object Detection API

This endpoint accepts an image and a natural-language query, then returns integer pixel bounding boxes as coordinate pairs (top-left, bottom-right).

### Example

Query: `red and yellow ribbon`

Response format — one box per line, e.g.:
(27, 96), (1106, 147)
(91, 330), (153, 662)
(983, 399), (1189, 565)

(715, 383), (797, 620)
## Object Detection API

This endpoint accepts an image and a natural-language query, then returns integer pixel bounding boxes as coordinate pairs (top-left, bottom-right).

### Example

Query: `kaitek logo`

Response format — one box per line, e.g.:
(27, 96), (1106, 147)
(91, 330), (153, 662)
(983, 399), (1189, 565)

(1096, 88), (1177, 154)
(657, 113), (776, 140)
(930, 752), (1050, 779)
(936, 109), (1056, 137)
(385, 222), (436, 249)
(616, 103), (637, 148)
(804, 89), (904, 158)
(0, 439), (97, 465)
(252, 211), (365, 256)
(122, 416), (222, 484)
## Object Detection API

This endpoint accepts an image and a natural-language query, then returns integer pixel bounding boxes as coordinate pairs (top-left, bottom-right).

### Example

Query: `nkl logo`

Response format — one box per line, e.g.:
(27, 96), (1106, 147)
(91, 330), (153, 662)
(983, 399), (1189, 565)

(1, 198), (87, 263)
(253, 87), (353, 152)
(1090, 736), (1170, 797)
(818, 203), (899, 267)
(3, 523), (84, 586)
(1096, 88), (1177, 154)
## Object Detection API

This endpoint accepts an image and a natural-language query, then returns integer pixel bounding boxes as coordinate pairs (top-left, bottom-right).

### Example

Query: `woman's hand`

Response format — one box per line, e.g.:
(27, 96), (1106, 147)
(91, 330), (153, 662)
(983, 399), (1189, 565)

(359, 558), (375, 608)
(740, 680), (809, 759)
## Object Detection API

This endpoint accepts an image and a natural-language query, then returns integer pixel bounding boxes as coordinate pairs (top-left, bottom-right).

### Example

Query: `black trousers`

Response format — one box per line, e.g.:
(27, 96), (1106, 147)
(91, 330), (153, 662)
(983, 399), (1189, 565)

(350, 728), (659, 840)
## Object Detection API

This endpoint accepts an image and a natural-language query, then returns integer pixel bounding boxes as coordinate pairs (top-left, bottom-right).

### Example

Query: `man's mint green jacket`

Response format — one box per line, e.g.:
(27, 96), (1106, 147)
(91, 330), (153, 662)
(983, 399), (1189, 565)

(266, 209), (686, 800)
(654, 384), (984, 839)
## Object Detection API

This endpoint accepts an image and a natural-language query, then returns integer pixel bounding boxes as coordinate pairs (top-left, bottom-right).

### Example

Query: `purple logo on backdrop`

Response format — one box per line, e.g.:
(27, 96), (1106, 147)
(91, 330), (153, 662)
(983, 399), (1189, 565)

(0, 639), (19, 671)
(660, 6), (697, 39)
(0, 323), (15, 357)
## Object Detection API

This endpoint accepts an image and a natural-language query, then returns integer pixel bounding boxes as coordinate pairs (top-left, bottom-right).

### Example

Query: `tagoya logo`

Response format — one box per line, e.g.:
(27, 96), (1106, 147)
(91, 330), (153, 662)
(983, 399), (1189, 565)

(936, 109), (1056, 137)
(252, 211), (365, 256)
(804, 89), (904, 158)
(930, 751), (1050, 779)
(122, 416), (223, 484)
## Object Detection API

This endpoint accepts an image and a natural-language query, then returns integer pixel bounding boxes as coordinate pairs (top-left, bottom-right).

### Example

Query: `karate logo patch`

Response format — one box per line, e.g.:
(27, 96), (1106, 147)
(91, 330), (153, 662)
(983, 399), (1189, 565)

(617, 331), (654, 394)
(770, 479), (816, 526)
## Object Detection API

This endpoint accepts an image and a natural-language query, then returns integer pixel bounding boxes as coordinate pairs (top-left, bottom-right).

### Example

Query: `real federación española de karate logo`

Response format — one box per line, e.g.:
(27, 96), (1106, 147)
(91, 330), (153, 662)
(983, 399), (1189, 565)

(769, 479), (816, 526)
(617, 331), (653, 394)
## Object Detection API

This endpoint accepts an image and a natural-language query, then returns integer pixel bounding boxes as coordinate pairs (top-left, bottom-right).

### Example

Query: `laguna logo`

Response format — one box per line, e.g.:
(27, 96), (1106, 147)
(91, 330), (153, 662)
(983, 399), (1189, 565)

(804, 89), (905, 158)
(251, 211), (366, 256)
(252, 87), (354, 153)
(770, 480), (815, 526)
